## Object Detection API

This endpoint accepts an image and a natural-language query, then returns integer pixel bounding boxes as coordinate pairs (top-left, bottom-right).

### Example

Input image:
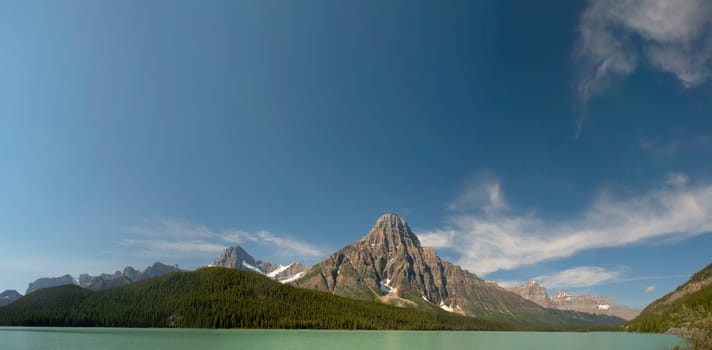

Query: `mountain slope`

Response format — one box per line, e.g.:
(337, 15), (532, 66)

(627, 262), (712, 349)
(296, 213), (623, 326)
(0, 267), (509, 330)
(628, 262), (712, 333)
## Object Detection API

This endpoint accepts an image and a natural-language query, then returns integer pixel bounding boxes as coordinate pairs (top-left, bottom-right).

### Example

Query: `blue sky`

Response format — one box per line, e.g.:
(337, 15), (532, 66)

(1, 0), (711, 308)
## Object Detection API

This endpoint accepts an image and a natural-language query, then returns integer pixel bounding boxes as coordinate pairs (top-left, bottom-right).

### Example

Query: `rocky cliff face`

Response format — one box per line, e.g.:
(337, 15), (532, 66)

(295, 213), (547, 317)
(0, 290), (22, 307)
(507, 280), (553, 308)
(210, 246), (308, 283)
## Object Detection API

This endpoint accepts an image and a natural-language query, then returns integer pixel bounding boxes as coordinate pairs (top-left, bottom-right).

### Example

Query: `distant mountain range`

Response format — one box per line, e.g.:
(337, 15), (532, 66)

(506, 280), (641, 320)
(25, 262), (181, 295)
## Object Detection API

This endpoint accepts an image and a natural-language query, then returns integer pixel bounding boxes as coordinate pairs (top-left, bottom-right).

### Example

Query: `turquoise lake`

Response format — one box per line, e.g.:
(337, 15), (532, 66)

(0, 328), (684, 350)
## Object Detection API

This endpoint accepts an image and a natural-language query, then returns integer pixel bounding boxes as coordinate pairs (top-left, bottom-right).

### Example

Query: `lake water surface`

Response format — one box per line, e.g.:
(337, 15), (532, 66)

(0, 327), (683, 350)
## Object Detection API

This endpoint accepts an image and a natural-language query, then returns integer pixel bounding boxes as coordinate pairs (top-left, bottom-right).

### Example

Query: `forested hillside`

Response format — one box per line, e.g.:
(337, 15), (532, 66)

(0, 267), (510, 330)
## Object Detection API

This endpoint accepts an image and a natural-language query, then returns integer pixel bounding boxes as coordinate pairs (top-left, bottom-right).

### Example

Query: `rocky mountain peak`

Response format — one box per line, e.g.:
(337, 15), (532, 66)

(507, 280), (552, 308)
(0, 289), (21, 299)
(209, 246), (309, 283)
(297, 213), (553, 318)
(359, 213), (421, 251)
(0, 289), (22, 307)
(210, 245), (261, 271)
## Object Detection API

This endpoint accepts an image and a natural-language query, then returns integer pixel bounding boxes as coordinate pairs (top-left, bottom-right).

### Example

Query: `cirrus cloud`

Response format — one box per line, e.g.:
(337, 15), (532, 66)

(122, 218), (327, 264)
(574, 0), (712, 136)
(419, 174), (712, 277)
(534, 266), (622, 289)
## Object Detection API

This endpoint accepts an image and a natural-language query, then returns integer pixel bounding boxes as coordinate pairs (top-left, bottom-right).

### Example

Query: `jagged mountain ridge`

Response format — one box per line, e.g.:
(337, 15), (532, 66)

(295, 213), (623, 325)
(26, 262), (181, 294)
(506, 281), (640, 320)
(79, 262), (182, 291)
(209, 246), (308, 283)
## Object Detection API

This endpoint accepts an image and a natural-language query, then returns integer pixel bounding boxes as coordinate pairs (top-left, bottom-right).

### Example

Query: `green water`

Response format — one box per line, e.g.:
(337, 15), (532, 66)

(0, 328), (684, 350)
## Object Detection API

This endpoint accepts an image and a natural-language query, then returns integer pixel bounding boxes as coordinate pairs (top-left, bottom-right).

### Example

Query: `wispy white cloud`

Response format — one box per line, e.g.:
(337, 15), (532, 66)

(534, 266), (622, 289)
(640, 140), (680, 158)
(666, 173), (690, 187)
(492, 280), (524, 289)
(126, 218), (214, 239)
(252, 230), (324, 259)
(121, 218), (326, 263)
(447, 174), (508, 213)
(496, 273), (687, 290)
(574, 0), (712, 136)
(645, 285), (656, 293)
(419, 174), (712, 277)
(119, 239), (226, 255)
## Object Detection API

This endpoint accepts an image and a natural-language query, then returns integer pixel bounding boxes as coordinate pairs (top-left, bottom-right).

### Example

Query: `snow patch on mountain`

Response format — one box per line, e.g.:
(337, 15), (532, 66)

(379, 278), (394, 294)
(266, 263), (293, 278)
(278, 272), (304, 284)
(241, 261), (263, 274)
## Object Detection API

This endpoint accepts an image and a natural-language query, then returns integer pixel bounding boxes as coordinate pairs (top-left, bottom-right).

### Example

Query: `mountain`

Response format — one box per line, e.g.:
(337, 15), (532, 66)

(0, 290), (22, 307)
(0, 267), (510, 330)
(295, 213), (623, 326)
(627, 262), (712, 335)
(81, 262), (181, 290)
(550, 290), (640, 321)
(26, 262), (181, 294)
(210, 246), (308, 283)
(507, 281), (553, 308)
(506, 281), (640, 320)
(265, 262), (309, 283)
(26, 274), (75, 294)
